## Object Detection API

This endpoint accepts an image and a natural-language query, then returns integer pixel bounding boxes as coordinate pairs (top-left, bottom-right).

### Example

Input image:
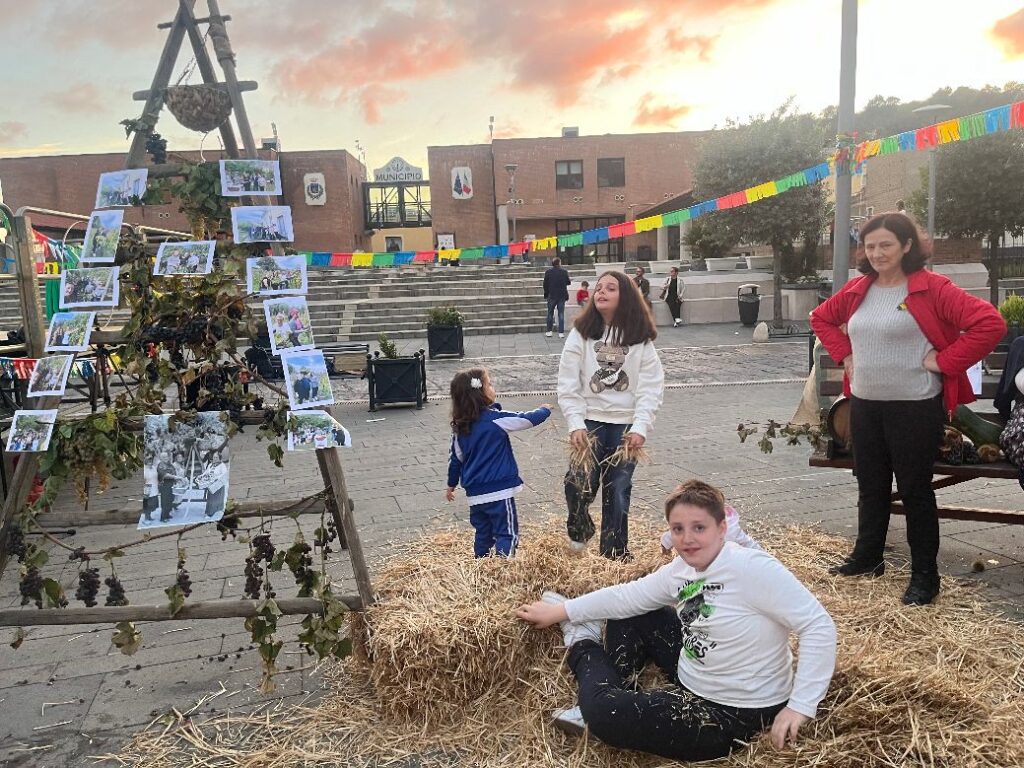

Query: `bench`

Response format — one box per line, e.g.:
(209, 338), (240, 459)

(809, 342), (1024, 525)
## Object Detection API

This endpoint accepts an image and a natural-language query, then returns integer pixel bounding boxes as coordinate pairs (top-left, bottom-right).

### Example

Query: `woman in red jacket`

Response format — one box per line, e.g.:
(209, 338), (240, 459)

(810, 213), (1004, 606)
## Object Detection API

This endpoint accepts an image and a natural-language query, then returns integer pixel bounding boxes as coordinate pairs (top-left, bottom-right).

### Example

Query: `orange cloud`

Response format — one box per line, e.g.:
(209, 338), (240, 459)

(666, 31), (718, 62)
(992, 8), (1024, 57)
(633, 93), (691, 127)
(0, 122), (28, 144)
(43, 83), (106, 115)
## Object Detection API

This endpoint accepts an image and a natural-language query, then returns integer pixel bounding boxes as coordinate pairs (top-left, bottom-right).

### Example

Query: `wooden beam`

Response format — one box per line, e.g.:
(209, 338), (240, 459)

(891, 502), (1024, 526)
(0, 595), (362, 627)
(60, 495), (330, 527)
(158, 13), (230, 29)
(132, 81), (257, 101)
(11, 215), (47, 359)
(316, 444), (374, 606)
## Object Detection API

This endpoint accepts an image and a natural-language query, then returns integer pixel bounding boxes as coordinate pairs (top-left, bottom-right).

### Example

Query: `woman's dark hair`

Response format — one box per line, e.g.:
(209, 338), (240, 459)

(857, 212), (930, 275)
(664, 480), (726, 523)
(450, 367), (494, 435)
(573, 271), (657, 346)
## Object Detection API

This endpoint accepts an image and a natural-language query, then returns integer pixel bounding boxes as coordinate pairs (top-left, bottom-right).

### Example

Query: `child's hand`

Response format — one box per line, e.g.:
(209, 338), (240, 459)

(570, 429), (590, 450)
(515, 599), (568, 629)
(625, 432), (646, 448)
(445, 487), (455, 502)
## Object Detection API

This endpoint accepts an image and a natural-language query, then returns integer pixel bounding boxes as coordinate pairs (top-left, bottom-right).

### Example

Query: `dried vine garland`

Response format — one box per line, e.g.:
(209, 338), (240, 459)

(5, 165), (353, 690)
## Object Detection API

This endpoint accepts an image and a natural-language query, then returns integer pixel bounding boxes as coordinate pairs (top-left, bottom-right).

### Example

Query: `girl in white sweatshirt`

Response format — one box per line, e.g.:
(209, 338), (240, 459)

(517, 480), (837, 762)
(557, 270), (664, 559)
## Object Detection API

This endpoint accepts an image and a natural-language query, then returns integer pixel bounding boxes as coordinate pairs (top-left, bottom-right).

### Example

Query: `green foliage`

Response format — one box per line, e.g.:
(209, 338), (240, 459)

(682, 218), (737, 261)
(426, 305), (465, 328)
(112, 621), (143, 656)
(377, 333), (399, 359)
(1000, 294), (1024, 327)
(168, 162), (234, 237)
(851, 84), (1024, 139)
(737, 418), (826, 454)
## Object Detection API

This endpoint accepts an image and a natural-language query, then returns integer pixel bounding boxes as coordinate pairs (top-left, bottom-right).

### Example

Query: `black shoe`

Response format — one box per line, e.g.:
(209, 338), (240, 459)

(829, 557), (885, 577)
(902, 572), (940, 606)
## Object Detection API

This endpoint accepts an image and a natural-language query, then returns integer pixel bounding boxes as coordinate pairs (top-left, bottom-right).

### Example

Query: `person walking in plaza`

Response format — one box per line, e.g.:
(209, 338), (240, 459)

(446, 368), (551, 557)
(543, 257), (572, 338)
(634, 266), (651, 308)
(660, 266), (683, 327)
(810, 212), (1005, 606)
(516, 480), (837, 761)
(558, 270), (664, 559)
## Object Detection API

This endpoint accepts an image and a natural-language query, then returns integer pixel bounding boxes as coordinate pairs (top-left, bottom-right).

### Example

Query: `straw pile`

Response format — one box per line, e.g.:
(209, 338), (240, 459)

(108, 521), (1024, 767)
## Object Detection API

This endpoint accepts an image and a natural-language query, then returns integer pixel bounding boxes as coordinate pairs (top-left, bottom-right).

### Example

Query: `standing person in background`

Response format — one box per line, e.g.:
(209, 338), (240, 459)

(810, 212), (1005, 606)
(660, 267), (683, 327)
(634, 267), (651, 309)
(544, 257), (572, 339)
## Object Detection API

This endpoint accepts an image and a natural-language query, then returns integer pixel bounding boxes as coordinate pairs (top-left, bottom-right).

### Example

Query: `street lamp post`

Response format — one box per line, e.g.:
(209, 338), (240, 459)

(911, 104), (952, 245)
(831, 0), (858, 295)
(504, 163), (518, 244)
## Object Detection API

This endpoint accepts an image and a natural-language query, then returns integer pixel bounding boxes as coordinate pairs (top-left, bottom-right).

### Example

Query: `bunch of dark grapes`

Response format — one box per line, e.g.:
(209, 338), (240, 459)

(244, 533), (276, 600)
(313, 521), (338, 554)
(75, 567), (101, 607)
(19, 566), (43, 608)
(139, 325), (178, 344)
(180, 317), (210, 343)
(175, 558), (193, 597)
(291, 541), (316, 595)
(105, 574), (128, 606)
(6, 526), (27, 561)
(217, 514), (239, 541)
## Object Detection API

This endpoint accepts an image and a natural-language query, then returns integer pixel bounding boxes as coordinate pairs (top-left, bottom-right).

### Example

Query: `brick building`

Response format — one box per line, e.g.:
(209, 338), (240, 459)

(428, 130), (707, 263)
(0, 149), (371, 253)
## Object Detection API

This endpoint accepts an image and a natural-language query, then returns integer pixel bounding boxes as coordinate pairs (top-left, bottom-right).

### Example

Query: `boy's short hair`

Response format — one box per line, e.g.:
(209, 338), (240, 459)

(581, 280), (589, 286)
(664, 480), (726, 523)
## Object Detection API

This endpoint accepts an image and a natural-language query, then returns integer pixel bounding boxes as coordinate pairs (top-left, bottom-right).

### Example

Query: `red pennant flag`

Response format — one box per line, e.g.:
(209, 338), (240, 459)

(331, 253), (352, 266)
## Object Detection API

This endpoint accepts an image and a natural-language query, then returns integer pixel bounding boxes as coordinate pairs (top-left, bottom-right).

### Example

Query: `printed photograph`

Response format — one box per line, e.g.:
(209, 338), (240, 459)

(287, 410), (352, 452)
(80, 209), (124, 263)
(139, 413), (231, 529)
(220, 159), (282, 196)
(45, 311), (95, 352)
(281, 350), (334, 411)
(27, 354), (75, 397)
(95, 168), (149, 208)
(231, 205), (294, 243)
(246, 255), (308, 296)
(263, 296), (315, 355)
(154, 241), (216, 276)
(59, 266), (120, 309)
(5, 410), (57, 453)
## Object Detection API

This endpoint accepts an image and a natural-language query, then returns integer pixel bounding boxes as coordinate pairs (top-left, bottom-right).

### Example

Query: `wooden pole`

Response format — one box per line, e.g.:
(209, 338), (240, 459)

(126, 0), (197, 168)
(316, 442), (374, 607)
(0, 595), (363, 627)
(11, 215), (47, 358)
(205, 0), (260, 160)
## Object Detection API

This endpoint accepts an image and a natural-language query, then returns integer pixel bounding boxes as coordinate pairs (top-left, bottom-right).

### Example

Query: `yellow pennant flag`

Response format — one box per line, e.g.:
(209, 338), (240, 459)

(937, 119), (961, 144)
(634, 215), (663, 233)
(438, 249), (462, 262)
(352, 253), (373, 268)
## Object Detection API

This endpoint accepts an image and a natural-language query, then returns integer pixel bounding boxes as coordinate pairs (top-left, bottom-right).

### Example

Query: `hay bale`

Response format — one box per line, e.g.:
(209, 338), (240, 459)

(110, 522), (1024, 767)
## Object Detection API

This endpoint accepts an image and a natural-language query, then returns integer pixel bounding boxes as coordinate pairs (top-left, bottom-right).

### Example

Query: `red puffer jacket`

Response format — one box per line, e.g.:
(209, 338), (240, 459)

(810, 270), (1006, 415)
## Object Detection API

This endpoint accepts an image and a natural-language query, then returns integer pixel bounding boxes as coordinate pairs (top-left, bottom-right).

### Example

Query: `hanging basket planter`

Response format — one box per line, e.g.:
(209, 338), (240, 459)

(164, 85), (233, 133)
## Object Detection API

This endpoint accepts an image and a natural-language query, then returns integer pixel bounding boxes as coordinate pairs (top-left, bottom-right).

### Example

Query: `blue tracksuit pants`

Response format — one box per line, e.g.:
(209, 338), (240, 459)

(469, 497), (519, 557)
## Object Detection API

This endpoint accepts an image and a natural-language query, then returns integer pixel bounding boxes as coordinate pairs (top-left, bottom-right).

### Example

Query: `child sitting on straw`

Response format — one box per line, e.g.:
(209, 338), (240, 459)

(446, 368), (551, 558)
(660, 502), (761, 554)
(557, 270), (664, 560)
(516, 480), (837, 762)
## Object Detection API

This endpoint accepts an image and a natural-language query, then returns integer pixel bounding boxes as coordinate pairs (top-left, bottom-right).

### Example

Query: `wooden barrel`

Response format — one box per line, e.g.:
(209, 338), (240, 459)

(827, 397), (852, 454)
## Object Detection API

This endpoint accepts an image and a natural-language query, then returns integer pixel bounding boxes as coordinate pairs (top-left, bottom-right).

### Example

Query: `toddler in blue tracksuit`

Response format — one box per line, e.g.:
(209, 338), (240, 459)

(446, 367), (551, 557)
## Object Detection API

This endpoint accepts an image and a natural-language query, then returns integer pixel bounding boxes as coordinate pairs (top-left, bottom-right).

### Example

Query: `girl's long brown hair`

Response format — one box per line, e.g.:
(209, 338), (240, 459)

(573, 270), (657, 346)
(450, 367), (494, 435)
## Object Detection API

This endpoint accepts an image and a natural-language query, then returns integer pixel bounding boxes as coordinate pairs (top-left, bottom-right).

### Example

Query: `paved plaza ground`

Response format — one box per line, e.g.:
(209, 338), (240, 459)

(1, 323), (1023, 765)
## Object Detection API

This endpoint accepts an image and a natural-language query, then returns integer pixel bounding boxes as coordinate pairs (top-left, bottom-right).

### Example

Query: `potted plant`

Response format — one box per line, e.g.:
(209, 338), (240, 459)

(999, 294), (1024, 346)
(426, 305), (465, 359)
(366, 333), (427, 411)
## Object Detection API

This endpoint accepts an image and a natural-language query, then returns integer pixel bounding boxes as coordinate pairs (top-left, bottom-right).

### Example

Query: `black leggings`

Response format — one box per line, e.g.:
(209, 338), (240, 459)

(568, 608), (785, 761)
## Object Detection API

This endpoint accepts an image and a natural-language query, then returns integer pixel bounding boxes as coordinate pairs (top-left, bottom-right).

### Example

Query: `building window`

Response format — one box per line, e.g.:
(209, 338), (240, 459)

(597, 158), (625, 188)
(555, 216), (624, 264)
(385, 236), (403, 252)
(555, 160), (583, 190)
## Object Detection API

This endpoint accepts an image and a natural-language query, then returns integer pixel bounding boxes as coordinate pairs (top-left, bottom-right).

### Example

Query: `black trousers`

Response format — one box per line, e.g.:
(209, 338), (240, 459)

(568, 609), (785, 762)
(666, 296), (681, 321)
(849, 395), (945, 573)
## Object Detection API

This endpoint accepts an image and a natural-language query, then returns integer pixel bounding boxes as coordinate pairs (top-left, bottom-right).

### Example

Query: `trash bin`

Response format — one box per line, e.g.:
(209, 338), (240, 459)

(737, 284), (761, 326)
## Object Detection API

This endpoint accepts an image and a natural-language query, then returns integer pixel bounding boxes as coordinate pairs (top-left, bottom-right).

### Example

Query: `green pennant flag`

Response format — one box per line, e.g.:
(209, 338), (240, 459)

(662, 210), (686, 226)
(303, 252), (313, 265)
(461, 247), (484, 260)
(372, 252), (393, 267)
(959, 113), (987, 142)
(559, 232), (583, 248)
(878, 136), (900, 155)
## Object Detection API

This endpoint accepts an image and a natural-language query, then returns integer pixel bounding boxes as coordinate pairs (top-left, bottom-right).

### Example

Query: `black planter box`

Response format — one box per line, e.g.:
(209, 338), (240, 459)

(367, 351), (427, 411)
(427, 325), (465, 359)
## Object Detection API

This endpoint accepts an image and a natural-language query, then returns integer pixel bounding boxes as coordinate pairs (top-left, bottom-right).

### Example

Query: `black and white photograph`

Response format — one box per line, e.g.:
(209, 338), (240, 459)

(5, 410), (57, 453)
(27, 354), (75, 397)
(287, 410), (352, 452)
(245, 254), (308, 296)
(45, 311), (95, 352)
(80, 209), (124, 263)
(59, 266), (120, 309)
(281, 350), (334, 411)
(263, 296), (315, 355)
(154, 241), (216, 276)
(139, 413), (231, 529)
(95, 168), (149, 208)
(231, 205), (294, 243)
(219, 159), (282, 196)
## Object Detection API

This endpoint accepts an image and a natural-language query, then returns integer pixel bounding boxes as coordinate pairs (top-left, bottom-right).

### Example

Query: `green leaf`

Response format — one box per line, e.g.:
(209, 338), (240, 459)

(112, 621), (143, 656)
(42, 578), (66, 608)
(24, 547), (49, 569)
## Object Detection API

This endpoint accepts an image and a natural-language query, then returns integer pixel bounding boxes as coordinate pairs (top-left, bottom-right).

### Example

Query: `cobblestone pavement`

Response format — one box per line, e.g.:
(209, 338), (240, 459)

(0, 326), (1021, 766)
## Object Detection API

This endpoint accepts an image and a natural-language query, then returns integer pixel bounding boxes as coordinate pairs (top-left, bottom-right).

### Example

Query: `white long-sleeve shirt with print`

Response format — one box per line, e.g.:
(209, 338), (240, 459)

(556, 328), (665, 438)
(564, 542), (837, 718)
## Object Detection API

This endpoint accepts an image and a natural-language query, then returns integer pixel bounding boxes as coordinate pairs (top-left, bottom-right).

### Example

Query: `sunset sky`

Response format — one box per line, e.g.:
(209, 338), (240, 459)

(1, 0), (1023, 173)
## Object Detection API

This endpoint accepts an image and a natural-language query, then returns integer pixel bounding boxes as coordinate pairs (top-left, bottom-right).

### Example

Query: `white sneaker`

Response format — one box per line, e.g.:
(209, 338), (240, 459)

(545, 331), (553, 337)
(552, 705), (586, 736)
(673, 319), (681, 327)
(541, 591), (603, 647)
(567, 538), (587, 554)
(558, 332), (565, 338)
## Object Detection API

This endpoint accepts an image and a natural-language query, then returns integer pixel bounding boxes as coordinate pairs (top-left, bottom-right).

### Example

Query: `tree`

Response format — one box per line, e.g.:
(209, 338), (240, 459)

(682, 218), (737, 264)
(909, 131), (1024, 305)
(691, 103), (829, 326)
